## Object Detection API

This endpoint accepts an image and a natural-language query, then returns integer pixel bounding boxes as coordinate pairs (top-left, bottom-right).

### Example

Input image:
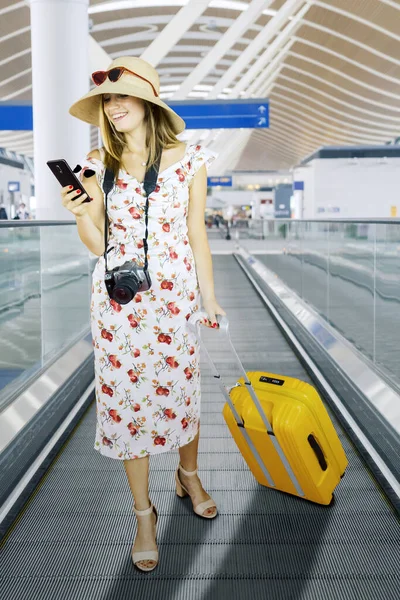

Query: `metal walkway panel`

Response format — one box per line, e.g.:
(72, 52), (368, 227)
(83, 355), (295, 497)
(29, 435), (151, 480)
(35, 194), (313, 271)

(1, 256), (399, 600)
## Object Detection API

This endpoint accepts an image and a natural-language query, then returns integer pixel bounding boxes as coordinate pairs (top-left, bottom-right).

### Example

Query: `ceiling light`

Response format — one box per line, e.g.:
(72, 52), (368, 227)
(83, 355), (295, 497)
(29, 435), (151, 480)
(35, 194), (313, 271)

(89, 1), (278, 16)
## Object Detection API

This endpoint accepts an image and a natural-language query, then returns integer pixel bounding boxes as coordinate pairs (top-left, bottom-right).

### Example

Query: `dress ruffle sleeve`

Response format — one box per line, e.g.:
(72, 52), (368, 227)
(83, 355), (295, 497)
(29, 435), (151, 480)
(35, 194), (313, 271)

(187, 144), (218, 184)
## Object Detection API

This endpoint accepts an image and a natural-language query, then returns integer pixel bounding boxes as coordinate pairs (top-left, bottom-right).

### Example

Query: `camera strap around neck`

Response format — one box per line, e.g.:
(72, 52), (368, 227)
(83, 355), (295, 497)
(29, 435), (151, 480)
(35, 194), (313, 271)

(102, 150), (162, 272)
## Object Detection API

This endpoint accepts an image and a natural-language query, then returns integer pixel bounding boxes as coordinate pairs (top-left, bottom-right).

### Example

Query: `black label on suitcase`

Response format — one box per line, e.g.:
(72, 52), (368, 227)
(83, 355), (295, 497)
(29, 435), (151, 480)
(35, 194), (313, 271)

(259, 376), (285, 386)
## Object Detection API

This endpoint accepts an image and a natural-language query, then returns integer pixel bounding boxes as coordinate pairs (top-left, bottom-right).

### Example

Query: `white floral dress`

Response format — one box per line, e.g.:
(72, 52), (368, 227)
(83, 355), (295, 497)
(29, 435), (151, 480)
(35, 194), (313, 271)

(78, 143), (217, 460)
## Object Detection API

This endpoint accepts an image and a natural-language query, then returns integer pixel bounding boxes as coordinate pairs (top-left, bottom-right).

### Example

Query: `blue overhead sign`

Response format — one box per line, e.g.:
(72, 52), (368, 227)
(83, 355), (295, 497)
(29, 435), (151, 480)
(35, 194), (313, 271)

(293, 181), (304, 190)
(0, 99), (269, 131)
(0, 102), (32, 130)
(169, 99), (269, 129)
(208, 176), (232, 187)
(8, 181), (20, 192)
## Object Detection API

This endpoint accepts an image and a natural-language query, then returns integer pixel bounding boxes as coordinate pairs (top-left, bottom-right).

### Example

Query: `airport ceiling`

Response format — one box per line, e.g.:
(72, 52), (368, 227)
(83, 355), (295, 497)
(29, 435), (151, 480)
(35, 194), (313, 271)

(1, 0), (400, 173)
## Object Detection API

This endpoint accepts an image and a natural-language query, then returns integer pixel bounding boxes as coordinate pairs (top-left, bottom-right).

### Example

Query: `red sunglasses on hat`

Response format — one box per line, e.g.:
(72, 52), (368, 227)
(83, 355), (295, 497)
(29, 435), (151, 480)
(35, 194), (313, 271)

(91, 67), (159, 98)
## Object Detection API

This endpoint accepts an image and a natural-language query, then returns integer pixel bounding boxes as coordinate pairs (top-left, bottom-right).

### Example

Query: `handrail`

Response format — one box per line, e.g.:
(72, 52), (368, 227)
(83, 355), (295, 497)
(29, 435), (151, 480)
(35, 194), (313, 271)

(1, 218), (400, 227)
(0, 220), (75, 228)
(257, 218), (400, 224)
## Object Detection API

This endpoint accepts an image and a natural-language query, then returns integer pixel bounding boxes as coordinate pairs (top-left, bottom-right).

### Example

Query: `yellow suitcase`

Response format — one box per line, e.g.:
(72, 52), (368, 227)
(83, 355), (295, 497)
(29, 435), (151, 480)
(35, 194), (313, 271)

(189, 313), (348, 506)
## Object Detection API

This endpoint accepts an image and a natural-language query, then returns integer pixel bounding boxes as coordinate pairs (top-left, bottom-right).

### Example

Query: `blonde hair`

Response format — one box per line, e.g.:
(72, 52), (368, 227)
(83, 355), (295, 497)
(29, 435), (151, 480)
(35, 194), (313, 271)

(98, 98), (180, 179)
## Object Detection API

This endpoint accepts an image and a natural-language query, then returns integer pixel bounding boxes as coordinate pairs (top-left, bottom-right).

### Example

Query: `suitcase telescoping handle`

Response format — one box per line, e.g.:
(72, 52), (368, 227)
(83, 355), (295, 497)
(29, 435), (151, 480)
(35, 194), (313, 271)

(188, 311), (305, 496)
(188, 311), (273, 432)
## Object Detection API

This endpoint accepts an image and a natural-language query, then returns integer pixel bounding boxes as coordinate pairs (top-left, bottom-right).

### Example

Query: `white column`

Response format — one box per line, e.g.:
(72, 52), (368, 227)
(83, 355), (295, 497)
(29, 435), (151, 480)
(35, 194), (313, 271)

(30, 0), (90, 220)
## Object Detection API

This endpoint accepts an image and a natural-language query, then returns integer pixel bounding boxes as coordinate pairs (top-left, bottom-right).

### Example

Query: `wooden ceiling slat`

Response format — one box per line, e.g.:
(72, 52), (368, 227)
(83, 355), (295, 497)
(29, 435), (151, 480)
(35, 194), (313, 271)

(290, 40), (400, 95)
(0, 54), (31, 81)
(315, 0), (400, 38)
(279, 66), (400, 117)
(269, 92), (391, 142)
(271, 84), (400, 135)
(269, 106), (381, 146)
(304, 4), (400, 59)
(282, 59), (400, 111)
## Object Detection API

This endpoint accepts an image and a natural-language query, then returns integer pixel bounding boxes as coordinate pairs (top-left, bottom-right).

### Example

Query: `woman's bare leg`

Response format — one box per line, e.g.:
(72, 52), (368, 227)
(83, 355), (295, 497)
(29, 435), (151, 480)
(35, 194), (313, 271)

(178, 425), (216, 517)
(123, 455), (157, 569)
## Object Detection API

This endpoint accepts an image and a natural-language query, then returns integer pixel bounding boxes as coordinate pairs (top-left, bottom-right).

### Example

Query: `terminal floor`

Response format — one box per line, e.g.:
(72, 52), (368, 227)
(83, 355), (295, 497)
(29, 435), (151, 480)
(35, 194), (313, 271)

(1, 256), (399, 600)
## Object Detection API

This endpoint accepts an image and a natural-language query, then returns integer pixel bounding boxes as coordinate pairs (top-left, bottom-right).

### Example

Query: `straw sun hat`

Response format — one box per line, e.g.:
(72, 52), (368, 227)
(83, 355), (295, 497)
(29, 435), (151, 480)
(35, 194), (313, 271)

(69, 56), (186, 135)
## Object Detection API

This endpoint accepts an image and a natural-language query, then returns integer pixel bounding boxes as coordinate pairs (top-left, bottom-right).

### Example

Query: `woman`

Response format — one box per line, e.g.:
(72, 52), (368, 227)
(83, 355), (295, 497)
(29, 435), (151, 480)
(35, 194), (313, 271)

(63, 56), (225, 572)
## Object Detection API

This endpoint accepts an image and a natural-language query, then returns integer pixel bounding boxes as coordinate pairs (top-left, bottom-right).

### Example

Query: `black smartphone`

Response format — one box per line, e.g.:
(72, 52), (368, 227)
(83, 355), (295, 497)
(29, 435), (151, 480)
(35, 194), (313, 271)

(47, 159), (91, 203)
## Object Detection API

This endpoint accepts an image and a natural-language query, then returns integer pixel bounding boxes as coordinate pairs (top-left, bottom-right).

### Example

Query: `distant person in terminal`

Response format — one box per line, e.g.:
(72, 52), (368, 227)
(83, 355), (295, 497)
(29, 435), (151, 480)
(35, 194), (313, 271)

(0, 204), (8, 219)
(63, 56), (225, 572)
(14, 202), (30, 220)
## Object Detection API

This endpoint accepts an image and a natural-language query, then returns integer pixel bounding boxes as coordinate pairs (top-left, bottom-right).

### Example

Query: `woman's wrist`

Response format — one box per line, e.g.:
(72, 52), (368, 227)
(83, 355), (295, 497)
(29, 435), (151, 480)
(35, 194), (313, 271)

(201, 292), (216, 302)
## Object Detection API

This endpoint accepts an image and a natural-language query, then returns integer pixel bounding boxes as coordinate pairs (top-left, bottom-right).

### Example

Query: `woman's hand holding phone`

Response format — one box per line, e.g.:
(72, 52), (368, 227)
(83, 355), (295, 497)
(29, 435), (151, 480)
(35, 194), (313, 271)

(61, 186), (92, 218)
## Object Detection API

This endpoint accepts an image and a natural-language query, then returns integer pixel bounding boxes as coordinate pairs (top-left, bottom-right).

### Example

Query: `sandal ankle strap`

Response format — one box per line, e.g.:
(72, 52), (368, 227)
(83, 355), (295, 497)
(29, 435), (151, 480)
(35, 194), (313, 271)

(133, 502), (153, 516)
(179, 463), (197, 477)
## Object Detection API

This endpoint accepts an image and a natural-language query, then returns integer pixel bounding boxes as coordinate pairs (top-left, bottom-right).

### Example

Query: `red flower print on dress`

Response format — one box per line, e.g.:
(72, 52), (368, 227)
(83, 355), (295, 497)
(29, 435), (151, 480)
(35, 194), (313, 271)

(135, 294), (142, 303)
(158, 333), (172, 345)
(127, 369), (139, 383)
(102, 436), (114, 447)
(108, 355), (122, 369)
(184, 257), (192, 272)
(169, 249), (178, 260)
(156, 386), (170, 396)
(155, 184), (160, 193)
(101, 329), (113, 342)
(114, 223), (127, 232)
(102, 383), (114, 397)
(132, 403), (141, 412)
(109, 409), (122, 423)
(181, 418), (189, 429)
(162, 223), (170, 232)
(116, 179), (128, 190)
(154, 436), (166, 446)
(166, 356), (179, 369)
(167, 301), (180, 315)
(110, 299), (122, 312)
(175, 168), (185, 183)
(129, 207), (141, 219)
(128, 315), (139, 328)
(184, 367), (193, 380)
(161, 280), (174, 291)
(164, 408), (177, 419)
(128, 423), (138, 436)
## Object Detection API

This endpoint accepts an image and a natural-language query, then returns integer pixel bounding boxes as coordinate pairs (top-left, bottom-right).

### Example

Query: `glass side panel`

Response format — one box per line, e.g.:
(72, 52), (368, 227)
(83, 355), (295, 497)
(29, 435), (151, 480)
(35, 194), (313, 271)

(0, 223), (91, 408)
(238, 219), (400, 388)
(256, 220), (304, 299)
(40, 225), (91, 362)
(375, 223), (400, 385)
(300, 221), (329, 319)
(0, 225), (42, 396)
(327, 222), (375, 361)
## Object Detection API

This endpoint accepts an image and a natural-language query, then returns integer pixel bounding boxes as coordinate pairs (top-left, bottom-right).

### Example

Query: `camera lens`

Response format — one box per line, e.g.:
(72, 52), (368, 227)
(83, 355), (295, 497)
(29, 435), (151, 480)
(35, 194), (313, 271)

(113, 285), (134, 305)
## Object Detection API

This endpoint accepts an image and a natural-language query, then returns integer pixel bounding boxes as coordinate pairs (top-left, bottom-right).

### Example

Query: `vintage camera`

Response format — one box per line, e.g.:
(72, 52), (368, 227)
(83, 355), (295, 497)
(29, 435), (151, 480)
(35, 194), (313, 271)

(104, 261), (151, 305)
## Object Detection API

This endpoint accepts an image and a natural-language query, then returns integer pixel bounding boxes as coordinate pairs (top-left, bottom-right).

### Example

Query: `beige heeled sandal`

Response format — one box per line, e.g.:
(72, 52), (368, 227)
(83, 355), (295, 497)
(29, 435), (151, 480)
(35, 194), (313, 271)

(131, 502), (159, 572)
(175, 464), (218, 519)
